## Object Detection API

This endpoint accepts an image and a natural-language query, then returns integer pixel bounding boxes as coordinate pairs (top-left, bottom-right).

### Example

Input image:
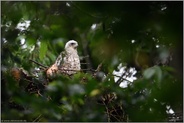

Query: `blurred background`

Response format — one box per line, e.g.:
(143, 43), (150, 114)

(1, 1), (183, 122)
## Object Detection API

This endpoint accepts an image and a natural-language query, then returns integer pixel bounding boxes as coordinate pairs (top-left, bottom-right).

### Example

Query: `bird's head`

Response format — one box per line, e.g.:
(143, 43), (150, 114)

(65, 40), (79, 50)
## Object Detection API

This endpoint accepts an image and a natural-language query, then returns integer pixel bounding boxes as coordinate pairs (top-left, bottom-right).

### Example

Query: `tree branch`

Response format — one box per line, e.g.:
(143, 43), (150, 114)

(29, 59), (48, 69)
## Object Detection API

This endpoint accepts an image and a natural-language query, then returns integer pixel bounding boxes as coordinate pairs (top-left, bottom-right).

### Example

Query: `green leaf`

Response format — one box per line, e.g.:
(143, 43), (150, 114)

(26, 37), (37, 47)
(39, 41), (48, 60)
(155, 66), (162, 83)
(143, 66), (162, 83)
(143, 67), (155, 79)
(90, 89), (101, 97)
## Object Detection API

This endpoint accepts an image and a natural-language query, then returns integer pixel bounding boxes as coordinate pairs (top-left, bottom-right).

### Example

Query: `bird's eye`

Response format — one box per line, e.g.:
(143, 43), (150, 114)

(71, 43), (75, 45)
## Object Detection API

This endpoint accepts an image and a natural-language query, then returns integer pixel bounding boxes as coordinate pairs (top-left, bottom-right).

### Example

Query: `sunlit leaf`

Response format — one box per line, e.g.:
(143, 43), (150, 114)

(90, 89), (101, 97)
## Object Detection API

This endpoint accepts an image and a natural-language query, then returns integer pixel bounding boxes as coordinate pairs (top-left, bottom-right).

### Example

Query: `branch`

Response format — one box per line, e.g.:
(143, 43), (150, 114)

(80, 63), (90, 65)
(96, 61), (103, 72)
(80, 55), (89, 60)
(33, 114), (42, 122)
(70, 2), (106, 19)
(29, 59), (48, 69)
(37, 90), (43, 97)
(101, 97), (111, 122)
(57, 68), (96, 72)
(112, 74), (132, 85)
(81, 68), (96, 72)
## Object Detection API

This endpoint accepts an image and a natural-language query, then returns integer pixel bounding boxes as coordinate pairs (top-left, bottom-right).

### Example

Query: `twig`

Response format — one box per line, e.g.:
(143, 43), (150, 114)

(109, 111), (121, 122)
(33, 114), (42, 122)
(70, 2), (105, 19)
(29, 59), (48, 68)
(38, 67), (46, 71)
(23, 78), (33, 83)
(112, 74), (132, 84)
(96, 61), (104, 72)
(81, 68), (96, 72)
(37, 90), (43, 97)
(80, 55), (89, 58)
(80, 63), (90, 64)
(115, 71), (127, 85)
(110, 105), (122, 121)
(57, 68), (96, 72)
(101, 97), (111, 122)
(80, 55), (90, 60)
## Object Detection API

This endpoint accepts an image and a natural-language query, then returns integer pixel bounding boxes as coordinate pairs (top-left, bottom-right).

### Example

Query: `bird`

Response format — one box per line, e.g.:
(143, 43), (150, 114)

(46, 40), (81, 78)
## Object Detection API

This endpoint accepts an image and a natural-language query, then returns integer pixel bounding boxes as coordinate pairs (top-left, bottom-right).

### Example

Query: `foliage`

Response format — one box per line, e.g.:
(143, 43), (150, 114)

(1, 1), (183, 122)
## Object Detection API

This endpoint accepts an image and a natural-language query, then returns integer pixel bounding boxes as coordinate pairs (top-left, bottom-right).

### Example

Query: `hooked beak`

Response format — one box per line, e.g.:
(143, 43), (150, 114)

(74, 43), (78, 49)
